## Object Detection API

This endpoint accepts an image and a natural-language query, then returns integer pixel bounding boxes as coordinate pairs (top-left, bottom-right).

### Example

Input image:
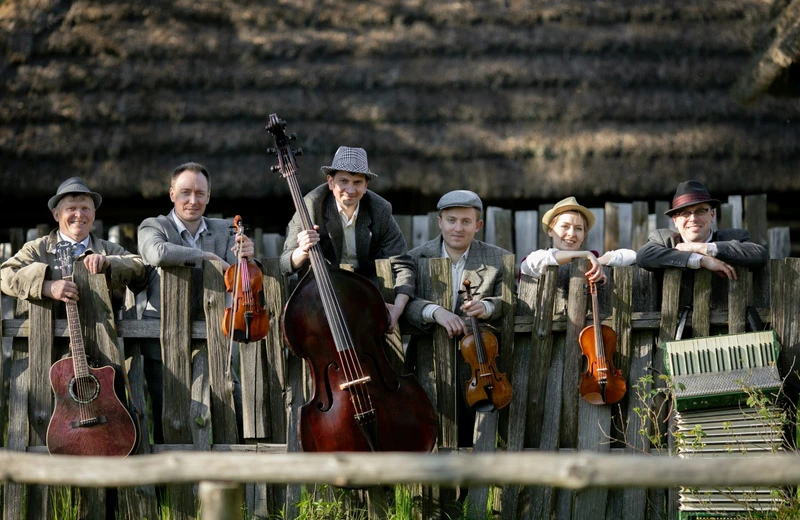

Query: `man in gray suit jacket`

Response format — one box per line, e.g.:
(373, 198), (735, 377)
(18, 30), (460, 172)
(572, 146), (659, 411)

(138, 162), (254, 443)
(404, 190), (510, 447)
(280, 146), (414, 330)
(637, 180), (768, 277)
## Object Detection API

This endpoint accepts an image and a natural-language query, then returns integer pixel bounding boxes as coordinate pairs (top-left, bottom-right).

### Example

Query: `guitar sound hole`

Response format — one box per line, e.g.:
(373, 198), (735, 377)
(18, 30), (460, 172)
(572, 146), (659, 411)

(68, 375), (100, 404)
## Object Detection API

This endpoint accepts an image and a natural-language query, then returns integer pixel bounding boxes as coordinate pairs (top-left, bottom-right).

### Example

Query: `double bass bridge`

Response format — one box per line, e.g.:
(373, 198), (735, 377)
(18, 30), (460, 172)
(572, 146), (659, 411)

(339, 375), (371, 390)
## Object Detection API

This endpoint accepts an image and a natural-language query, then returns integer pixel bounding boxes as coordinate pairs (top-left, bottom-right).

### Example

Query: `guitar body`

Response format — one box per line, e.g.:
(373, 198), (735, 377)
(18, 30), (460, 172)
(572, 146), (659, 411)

(46, 357), (138, 457)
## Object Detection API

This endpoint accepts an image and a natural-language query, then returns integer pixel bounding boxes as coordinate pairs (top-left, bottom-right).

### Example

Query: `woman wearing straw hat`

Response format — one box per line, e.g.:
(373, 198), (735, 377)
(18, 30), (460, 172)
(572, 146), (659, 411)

(520, 196), (636, 282)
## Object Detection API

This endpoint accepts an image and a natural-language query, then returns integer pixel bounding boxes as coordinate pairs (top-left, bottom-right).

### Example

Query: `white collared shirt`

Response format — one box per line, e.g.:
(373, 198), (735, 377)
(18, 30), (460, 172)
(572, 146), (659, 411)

(58, 232), (91, 256)
(336, 201), (360, 269)
(169, 209), (208, 250)
(421, 242), (493, 323)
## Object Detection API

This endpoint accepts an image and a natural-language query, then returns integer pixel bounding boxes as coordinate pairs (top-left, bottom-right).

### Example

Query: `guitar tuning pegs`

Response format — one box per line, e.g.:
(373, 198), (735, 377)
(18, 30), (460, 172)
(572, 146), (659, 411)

(271, 165), (281, 173)
(289, 133), (297, 141)
(294, 148), (303, 156)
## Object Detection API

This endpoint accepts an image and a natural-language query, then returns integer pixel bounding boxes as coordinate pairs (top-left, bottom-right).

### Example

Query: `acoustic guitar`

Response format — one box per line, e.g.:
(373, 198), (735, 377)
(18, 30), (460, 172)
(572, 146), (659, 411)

(45, 241), (138, 456)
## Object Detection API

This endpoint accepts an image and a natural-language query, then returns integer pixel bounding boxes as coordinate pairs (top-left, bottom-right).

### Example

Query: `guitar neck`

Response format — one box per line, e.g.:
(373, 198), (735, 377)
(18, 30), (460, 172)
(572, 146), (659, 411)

(62, 274), (90, 378)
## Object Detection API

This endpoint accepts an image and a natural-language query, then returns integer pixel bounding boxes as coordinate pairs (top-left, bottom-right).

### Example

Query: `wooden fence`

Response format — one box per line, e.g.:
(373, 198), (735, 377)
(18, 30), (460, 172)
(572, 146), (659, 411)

(2, 250), (800, 519)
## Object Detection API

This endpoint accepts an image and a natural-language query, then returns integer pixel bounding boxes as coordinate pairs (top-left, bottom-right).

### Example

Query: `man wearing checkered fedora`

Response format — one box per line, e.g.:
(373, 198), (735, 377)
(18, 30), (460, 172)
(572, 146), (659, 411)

(637, 180), (768, 278)
(280, 146), (414, 330)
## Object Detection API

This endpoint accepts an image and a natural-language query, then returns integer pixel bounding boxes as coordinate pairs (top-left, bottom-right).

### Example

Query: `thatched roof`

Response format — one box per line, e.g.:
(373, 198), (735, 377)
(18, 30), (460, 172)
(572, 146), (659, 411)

(2, 0), (799, 207)
(732, 0), (800, 104)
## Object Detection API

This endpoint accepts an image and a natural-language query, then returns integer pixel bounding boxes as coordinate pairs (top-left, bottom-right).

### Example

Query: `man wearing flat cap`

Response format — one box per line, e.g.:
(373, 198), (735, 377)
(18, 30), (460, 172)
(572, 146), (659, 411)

(1, 177), (146, 304)
(637, 180), (768, 278)
(280, 146), (414, 330)
(403, 189), (510, 446)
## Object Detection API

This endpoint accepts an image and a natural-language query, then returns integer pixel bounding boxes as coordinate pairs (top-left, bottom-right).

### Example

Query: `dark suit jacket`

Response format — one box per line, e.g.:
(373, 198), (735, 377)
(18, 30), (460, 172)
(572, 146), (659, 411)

(636, 228), (768, 271)
(404, 236), (510, 331)
(279, 184), (414, 296)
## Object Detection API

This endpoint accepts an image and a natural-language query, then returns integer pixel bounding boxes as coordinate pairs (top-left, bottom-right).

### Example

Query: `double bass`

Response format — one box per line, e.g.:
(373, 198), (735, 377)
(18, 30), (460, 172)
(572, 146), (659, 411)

(266, 114), (437, 453)
(578, 280), (626, 405)
(459, 280), (512, 412)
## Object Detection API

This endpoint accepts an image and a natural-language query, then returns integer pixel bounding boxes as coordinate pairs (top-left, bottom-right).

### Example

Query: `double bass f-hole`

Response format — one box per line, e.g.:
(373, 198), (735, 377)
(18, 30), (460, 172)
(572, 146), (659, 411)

(459, 280), (512, 412)
(578, 280), (626, 405)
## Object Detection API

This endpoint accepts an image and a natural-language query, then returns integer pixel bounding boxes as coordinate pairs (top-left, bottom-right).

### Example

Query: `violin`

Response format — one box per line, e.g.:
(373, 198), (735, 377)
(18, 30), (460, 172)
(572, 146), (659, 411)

(459, 280), (512, 412)
(578, 280), (626, 405)
(222, 216), (269, 368)
(266, 114), (437, 454)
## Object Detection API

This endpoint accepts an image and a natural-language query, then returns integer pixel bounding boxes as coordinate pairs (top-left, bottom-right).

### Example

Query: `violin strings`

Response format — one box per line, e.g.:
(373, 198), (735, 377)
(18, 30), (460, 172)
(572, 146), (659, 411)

(284, 165), (371, 416)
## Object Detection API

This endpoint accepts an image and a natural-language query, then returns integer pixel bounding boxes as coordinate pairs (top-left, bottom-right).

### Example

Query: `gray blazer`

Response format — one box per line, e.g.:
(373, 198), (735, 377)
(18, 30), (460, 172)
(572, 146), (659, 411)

(404, 236), (510, 331)
(280, 184), (414, 296)
(138, 214), (236, 316)
(636, 228), (769, 271)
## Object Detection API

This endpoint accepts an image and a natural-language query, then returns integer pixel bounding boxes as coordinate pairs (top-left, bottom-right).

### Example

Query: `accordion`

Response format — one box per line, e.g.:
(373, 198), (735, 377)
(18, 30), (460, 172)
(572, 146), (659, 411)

(664, 330), (786, 518)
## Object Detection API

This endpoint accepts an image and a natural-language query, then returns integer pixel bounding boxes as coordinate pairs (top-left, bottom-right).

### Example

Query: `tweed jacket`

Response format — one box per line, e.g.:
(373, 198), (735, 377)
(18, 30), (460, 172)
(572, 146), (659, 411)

(0, 229), (145, 301)
(279, 184), (414, 296)
(404, 236), (510, 331)
(636, 228), (769, 272)
(138, 214), (236, 316)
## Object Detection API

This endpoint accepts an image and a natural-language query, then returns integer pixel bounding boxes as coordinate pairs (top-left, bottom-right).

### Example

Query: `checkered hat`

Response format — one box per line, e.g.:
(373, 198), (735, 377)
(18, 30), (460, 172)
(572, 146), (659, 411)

(320, 146), (378, 180)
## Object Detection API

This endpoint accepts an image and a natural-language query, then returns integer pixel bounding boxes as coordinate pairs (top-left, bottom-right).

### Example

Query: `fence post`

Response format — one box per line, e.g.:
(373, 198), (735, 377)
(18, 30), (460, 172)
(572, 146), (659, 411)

(27, 298), (54, 520)
(631, 202), (649, 250)
(202, 260), (239, 444)
(744, 194), (768, 249)
(485, 206), (513, 252)
(199, 481), (243, 520)
(769, 227), (791, 259)
(605, 202), (620, 252)
(161, 267), (198, 518)
(772, 258), (800, 391)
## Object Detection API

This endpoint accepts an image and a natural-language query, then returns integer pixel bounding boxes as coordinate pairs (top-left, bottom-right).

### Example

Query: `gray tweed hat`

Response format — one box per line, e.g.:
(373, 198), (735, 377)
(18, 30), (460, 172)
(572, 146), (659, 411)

(48, 177), (103, 211)
(437, 190), (483, 213)
(320, 146), (378, 180)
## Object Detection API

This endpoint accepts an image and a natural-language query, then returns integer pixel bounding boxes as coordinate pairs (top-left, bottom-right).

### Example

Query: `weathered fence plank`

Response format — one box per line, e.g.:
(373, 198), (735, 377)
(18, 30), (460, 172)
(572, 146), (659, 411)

(201, 260), (239, 445)
(160, 267), (197, 519)
(27, 297), (53, 520)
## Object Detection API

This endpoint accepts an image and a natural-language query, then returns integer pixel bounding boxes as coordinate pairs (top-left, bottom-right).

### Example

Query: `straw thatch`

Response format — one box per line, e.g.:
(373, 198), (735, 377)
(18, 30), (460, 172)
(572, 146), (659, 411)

(2, 0), (799, 204)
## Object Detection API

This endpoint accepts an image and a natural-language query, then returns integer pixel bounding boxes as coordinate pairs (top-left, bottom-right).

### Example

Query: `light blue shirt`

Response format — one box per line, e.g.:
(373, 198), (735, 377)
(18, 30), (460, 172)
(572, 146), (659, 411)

(169, 209), (208, 250)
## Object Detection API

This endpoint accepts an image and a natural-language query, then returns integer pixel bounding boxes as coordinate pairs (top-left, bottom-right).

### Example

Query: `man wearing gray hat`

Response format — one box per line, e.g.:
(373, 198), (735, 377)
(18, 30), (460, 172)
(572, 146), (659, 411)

(1, 177), (146, 304)
(403, 189), (511, 446)
(280, 146), (415, 330)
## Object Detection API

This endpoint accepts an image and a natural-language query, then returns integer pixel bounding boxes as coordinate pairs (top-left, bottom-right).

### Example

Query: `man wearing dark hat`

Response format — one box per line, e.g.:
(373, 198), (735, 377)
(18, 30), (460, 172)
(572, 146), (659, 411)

(637, 180), (768, 277)
(402, 189), (511, 446)
(0, 177), (145, 303)
(280, 146), (415, 330)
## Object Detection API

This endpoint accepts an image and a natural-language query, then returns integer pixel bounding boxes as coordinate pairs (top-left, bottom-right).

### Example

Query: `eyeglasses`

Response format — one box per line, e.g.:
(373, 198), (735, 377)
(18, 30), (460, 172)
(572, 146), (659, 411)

(675, 207), (711, 219)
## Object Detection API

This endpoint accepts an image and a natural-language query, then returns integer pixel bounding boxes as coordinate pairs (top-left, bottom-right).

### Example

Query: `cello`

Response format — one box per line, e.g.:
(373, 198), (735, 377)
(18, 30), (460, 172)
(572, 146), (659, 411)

(222, 215), (269, 372)
(265, 114), (437, 453)
(578, 280), (626, 405)
(459, 280), (512, 412)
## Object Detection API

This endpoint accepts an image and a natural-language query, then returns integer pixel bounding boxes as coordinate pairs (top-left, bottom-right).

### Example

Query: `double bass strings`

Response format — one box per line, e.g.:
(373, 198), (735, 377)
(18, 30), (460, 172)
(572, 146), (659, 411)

(282, 159), (373, 419)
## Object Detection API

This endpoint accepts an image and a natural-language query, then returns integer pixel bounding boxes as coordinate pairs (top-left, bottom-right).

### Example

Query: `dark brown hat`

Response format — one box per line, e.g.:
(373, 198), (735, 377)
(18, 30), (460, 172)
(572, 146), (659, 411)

(665, 180), (720, 217)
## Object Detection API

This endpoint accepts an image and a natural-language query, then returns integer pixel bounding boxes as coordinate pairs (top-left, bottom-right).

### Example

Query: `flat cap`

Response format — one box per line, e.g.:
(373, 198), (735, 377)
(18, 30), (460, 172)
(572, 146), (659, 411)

(436, 190), (483, 213)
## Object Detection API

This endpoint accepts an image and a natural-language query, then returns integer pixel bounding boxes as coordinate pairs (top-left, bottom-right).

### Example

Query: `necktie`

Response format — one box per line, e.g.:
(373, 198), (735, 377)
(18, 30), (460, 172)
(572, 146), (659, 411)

(72, 243), (86, 258)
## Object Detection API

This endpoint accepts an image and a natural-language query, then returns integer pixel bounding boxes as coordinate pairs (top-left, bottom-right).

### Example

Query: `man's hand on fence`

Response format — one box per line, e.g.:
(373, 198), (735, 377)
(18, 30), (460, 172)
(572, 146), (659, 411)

(461, 299), (489, 319)
(83, 253), (110, 274)
(674, 242), (709, 255)
(699, 256), (737, 279)
(43, 279), (80, 303)
(433, 308), (467, 337)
